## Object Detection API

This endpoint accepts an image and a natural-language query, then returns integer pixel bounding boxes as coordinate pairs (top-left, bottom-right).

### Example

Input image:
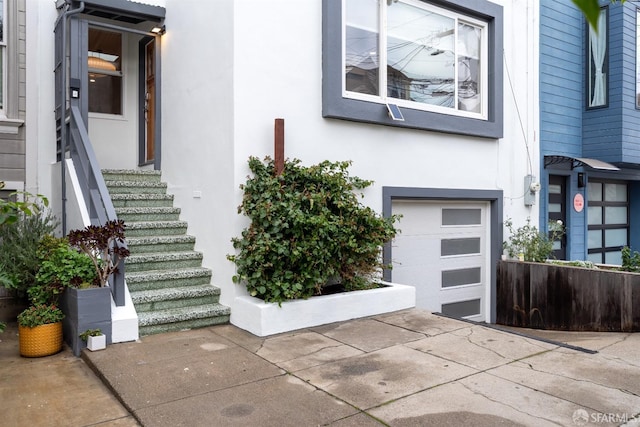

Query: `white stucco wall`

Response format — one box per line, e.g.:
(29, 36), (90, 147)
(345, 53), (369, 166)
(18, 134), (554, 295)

(25, 0), (540, 310)
(159, 0), (540, 308)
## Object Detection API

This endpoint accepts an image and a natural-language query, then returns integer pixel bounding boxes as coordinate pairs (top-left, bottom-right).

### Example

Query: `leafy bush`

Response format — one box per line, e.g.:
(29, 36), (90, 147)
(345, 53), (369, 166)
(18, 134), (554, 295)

(228, 157), (399, 304)
(30, 235), (98, 305)
(17, 304), (64, 328)
(0, 205), (57, 299)
(0, 182), (49, 226)
(503, 218), (564, 262)
(621, 246), (640, 272)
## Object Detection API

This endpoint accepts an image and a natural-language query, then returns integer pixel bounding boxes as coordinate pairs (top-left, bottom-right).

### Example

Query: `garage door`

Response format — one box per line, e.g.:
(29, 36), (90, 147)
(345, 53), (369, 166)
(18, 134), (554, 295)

(391, 200), (490, 322)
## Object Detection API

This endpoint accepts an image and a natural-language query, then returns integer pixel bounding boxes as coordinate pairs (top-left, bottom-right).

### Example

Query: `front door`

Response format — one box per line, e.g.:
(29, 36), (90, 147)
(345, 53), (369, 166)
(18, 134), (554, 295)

(548, 175), (567, 260)
(144, 39), (156, 164)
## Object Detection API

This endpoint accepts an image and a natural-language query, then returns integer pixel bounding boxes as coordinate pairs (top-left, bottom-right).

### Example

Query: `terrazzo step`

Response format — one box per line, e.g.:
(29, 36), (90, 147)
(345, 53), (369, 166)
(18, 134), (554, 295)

(126, 251), (203, 272)
(124, 220), (188, 237)
(102, 169), (162, 183)
(127, 235), (197, 254)
(137, 304), (231, 336)
(105, 180), (167, 195)
(111, 193), (175, 208)
(132, 284), (221, 312)
(115, 207), (181, 222)
(125, 268), (213, 291)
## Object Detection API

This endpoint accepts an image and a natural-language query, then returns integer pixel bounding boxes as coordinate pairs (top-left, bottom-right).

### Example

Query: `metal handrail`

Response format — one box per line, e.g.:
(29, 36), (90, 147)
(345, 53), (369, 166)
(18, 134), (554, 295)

(68, 105), (127, 306)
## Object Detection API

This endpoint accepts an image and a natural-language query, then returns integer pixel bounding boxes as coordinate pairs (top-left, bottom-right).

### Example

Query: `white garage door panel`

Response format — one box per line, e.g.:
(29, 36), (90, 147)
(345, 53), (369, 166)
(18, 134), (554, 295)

(391, 200), (490, 321)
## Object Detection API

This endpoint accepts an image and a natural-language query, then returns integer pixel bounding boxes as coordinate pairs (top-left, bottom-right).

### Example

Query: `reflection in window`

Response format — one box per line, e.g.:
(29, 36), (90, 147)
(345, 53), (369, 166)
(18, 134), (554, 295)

(88, 28), (122, 115)
(345, 0), (486, 117)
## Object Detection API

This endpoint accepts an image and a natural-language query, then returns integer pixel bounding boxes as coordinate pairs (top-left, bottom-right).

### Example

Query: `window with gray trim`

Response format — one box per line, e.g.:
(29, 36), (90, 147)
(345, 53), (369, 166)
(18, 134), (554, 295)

(322, 0), (504, 139)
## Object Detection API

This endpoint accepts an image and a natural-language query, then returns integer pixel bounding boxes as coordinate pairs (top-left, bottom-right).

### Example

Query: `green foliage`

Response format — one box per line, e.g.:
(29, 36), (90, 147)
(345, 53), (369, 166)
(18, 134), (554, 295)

(79, 328), (102, 341)
(621, 246), (640, 272)
(0, 321), (5, 333)
(548, 259), (598, 269)
(67, 220), (130, 287)
(17, 304), (64, 328)
(572, 0), (624, 31)
(503, 218), (564, 263)
(0, 202), (57, 300)
(0, 182), (50, 227)
(228, 157), (399, 304)
(31, 235), (98, 305)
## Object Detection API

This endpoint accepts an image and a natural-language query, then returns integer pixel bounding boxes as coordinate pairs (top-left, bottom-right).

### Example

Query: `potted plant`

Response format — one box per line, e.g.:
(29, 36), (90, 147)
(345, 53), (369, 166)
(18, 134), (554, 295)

(17, 304), (65, 357)
(79, 328), (106, 351)
(228, 157), (415, 336)
(0, 187), (56, 320)
(59, 219), (130, 356)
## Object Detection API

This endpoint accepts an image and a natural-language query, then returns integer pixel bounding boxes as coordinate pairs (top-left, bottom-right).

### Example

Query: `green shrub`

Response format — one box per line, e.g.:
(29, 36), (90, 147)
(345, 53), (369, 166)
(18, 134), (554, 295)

(503, 218), (564, 262)
(228, 157), (399, 304)
(30, 235), (98, 305)
(17, 304), (64, 328)
(0, 207), (57, 299)
(621, 246), (640, 272)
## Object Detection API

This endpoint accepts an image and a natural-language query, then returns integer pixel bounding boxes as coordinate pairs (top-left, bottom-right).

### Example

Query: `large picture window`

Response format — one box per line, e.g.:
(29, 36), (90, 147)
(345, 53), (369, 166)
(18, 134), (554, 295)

(323, 0), (503, 139)
(588, 7), (607, 109)
(345, 0), (486, 117)
(88, 28), (123, 115)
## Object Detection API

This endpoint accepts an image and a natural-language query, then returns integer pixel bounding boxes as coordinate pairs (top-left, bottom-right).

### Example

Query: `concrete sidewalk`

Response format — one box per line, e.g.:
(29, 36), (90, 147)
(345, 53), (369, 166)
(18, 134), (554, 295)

(2, 308), (639, 426)
(80, 309), (639, 427)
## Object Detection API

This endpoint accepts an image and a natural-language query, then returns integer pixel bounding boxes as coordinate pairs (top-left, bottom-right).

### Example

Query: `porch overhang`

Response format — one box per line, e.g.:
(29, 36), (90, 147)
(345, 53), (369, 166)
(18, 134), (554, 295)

(66, 0), (165, 25)
(543, 155), (620, 171)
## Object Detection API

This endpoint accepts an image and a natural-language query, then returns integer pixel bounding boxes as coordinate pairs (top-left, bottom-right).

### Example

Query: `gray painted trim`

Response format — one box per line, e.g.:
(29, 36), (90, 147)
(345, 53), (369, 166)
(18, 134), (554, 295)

(322, 0), (504, 139)
(382, 186), (503, 323)
(73, 0), (165, 22)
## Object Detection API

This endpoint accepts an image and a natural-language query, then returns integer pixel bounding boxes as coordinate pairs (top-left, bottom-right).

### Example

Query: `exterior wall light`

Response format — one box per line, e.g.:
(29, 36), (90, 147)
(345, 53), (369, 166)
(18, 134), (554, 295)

(151, 25), (166, 35)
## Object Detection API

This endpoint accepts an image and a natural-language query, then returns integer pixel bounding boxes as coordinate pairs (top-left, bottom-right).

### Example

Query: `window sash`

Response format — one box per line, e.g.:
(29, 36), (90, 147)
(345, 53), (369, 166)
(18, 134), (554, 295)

(343, 0), (488, 120)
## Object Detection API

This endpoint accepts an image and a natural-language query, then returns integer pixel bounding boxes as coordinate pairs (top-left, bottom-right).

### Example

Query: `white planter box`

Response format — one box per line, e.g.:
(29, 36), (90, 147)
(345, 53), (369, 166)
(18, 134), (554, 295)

(87, 334), (106, 351)
(231, 281), (415, 337)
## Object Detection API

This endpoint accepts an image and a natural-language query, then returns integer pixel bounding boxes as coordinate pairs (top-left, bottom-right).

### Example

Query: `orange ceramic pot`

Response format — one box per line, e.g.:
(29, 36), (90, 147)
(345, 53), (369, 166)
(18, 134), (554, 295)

(18, 322), (63, 357)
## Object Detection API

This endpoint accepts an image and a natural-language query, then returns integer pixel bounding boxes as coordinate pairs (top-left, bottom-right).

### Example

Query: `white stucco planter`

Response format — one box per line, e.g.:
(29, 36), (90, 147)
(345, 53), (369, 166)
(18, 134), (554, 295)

(231, 281), (416, 337)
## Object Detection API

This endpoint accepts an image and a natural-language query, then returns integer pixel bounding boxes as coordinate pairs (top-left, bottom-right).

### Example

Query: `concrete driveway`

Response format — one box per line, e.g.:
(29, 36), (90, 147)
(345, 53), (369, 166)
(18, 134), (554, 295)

(2, 308), (639, 426)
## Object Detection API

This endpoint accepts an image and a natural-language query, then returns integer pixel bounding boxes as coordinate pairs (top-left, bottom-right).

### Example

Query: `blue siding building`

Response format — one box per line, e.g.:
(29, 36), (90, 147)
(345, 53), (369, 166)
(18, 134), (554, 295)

(540, 0), (640, 263)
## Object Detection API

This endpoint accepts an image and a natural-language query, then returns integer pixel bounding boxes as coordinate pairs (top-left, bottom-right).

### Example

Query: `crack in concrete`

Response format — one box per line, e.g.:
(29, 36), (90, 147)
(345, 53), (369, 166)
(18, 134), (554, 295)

(511, 359), (640, 399)
(275, 343), (346, 364)
(458, 380), (566, 426)
(452, 327), (507, 360)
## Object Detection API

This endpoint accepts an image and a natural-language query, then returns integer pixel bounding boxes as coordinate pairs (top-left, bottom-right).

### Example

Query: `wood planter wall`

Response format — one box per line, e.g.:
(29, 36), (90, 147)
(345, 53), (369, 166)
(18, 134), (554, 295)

(496, 260), (640, 332)
(59, 287), (112, 356)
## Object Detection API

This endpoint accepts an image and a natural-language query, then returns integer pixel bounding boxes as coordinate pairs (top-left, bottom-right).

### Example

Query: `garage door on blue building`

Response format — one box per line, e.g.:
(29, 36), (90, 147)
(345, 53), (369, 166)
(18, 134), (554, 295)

(391, 200), (490, 322)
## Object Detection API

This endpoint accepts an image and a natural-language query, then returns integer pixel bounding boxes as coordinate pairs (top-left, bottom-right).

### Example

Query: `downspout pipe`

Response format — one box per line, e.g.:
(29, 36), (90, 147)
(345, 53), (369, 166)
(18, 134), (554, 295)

(57, 0), (84, 235)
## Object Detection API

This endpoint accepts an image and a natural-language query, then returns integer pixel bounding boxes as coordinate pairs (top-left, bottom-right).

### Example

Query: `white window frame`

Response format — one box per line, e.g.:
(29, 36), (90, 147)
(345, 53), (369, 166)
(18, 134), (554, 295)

(342, 0), (489, 120)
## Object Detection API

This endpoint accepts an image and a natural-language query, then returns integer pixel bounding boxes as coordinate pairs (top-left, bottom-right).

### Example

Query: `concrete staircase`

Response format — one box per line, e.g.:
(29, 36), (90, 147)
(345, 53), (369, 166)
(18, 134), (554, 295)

(103, 169), (230, 336)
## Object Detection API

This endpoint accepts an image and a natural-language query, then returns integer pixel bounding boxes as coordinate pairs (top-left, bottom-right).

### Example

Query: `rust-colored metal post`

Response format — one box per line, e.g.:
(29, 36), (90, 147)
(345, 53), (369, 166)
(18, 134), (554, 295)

(274, 118), (284, 176)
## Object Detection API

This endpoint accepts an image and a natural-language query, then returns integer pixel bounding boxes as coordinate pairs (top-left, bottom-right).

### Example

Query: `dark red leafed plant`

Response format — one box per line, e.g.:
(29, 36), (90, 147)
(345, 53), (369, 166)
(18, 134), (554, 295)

(67, 220), (130, 287)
